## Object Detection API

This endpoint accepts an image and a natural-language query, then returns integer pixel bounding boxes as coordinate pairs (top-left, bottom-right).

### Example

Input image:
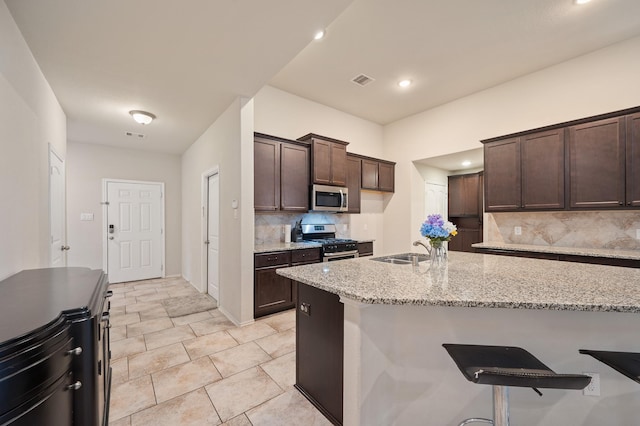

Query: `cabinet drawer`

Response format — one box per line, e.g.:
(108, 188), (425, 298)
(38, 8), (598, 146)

(255, 251), (291, 268)
(357, 242), (373, 256)
(291, 248), (321, 264)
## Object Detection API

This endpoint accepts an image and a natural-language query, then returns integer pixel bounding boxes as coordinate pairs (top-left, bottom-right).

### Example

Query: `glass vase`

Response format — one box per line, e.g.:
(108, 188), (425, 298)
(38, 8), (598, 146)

(429, 240), (447, 266)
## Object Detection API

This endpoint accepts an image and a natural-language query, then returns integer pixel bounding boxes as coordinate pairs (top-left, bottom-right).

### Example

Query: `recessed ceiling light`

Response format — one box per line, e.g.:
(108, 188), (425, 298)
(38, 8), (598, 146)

(462, 160), (472, 167)
(314, 30), (326, 40)
(129, 110), (156, 125)
(574, 0), (591, 4)
(398, 79), (412, 88)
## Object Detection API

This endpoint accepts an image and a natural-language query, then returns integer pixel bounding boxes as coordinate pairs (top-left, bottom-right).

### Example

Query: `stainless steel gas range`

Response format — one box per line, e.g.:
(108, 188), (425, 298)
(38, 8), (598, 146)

(301, 224), (359, 262)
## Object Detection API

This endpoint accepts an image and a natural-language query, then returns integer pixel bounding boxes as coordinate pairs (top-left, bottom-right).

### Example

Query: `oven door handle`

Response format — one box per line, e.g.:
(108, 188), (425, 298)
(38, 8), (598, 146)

(323, 250), (359, 260)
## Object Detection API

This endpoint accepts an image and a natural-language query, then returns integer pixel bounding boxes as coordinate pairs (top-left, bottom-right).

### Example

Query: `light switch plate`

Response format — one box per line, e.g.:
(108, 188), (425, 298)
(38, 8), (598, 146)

(514, 226), (522, 236)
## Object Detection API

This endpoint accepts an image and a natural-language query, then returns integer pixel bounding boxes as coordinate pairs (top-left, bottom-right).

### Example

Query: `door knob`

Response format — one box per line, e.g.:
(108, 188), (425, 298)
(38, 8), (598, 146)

(109, 236), (114, 240)
(61, 245), (70, 251)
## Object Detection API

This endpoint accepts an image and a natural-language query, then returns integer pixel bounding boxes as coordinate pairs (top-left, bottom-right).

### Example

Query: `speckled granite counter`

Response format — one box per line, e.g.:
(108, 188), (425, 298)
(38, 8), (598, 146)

(473, 242), (640, 260)
(254, 241), (322, 253)
(277, 251), (640, 312)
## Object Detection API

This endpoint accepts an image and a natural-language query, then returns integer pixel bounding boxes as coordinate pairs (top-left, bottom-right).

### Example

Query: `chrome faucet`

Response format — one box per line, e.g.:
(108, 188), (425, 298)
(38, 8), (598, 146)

(412, 240), (431, 255)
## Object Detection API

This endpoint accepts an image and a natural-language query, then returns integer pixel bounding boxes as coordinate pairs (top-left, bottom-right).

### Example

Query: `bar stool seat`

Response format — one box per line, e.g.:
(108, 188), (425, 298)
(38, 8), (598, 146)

(579, 349), (640, 384)
(444, 344), (591, 426)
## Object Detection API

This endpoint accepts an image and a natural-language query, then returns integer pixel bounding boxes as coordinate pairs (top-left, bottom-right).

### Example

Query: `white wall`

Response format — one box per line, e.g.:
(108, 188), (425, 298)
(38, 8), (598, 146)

(182, 98), (255, 325)
(254, 85), (388, 250)
(0, 4), (66, 280)
(66, 142), (182, 275)
(383, 35), (640, 254)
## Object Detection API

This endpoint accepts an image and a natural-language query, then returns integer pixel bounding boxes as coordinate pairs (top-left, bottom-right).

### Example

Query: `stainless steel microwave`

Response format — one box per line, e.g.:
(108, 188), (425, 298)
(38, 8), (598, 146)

(310, 184), (348, 212)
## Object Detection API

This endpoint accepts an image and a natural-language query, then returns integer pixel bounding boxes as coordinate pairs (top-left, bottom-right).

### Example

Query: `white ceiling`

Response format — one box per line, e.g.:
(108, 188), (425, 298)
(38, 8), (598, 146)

(5, 0), (353, 154)
(6, 0), (640, 155)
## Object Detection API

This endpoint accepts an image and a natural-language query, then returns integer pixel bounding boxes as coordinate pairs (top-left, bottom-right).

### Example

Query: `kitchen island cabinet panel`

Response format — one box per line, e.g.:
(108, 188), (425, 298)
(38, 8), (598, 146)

(569, 117), (626, 208)
(296, 282), (343, 425)
(627, 112), (640, 207)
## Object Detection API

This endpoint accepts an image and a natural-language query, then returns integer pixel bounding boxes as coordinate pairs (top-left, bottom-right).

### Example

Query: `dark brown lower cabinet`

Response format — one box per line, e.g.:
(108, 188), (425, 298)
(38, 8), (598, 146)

(448, 217), (482, 253)
(296, 281), (343, 425)
(357, 241), (373, 257)
(475, 248), (640, 268)
(254, 249), (322, 318)
(254, 251), (293, 318)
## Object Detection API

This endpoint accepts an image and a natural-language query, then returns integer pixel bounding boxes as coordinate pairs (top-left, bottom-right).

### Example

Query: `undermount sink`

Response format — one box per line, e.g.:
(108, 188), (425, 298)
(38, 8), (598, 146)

(370, 253), (429, 264)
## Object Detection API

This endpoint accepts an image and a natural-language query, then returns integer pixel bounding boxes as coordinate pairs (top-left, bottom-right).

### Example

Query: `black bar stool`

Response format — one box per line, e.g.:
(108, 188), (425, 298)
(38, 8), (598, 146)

(579, 349), (640, 384)
(443, 344), (591, 426)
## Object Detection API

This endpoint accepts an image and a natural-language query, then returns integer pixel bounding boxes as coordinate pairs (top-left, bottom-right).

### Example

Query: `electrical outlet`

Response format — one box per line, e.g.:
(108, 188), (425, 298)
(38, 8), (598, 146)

(514, 226), (522, 236)
(583, 373), (600, 396)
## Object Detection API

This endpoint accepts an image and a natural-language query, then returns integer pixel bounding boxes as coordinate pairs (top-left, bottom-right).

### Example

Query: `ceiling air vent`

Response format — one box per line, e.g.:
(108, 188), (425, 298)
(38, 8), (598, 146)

(351, 74), (375, 87)
(125, 131), (145, 139)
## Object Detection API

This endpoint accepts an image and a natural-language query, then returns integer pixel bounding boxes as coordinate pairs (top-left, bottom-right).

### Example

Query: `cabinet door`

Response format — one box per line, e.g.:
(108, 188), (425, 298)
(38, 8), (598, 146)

(312, 140), (332, 185)
(447, 175), (464, 216)
(462, 173), (480, 216)
(346, 155), (361, 213)
(627, 113), (640, 207)
(484, 138), (521, 211)
(281, 144), (309, 211)
(254, 139), (280, 211)
(361, 159), (378, 190)
(521, 129), (565, 209)
(569, 117), (625, 208)
(254, 268), (293, 317)
(378, 162), (395, 192)
(330, 143), (347, 186)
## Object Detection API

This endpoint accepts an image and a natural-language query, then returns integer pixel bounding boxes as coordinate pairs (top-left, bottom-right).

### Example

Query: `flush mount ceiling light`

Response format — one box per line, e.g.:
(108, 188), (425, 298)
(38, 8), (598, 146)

(314, 30), (326, 40)
(129, 110), (156, 125)
(574, 0), (591, 4)
(398, 79), (412, 88)
(462, 160), (472, 167)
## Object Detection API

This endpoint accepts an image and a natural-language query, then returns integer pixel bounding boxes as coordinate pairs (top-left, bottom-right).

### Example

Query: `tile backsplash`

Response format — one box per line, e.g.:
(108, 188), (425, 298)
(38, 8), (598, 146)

(485, 210), (640, 250)
(255, 212), (350, 244)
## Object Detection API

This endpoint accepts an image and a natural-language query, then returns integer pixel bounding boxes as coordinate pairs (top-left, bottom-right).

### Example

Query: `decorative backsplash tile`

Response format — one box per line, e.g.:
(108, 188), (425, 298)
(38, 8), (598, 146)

(485, 211), (640, 250)
(255, 212), (350, 244)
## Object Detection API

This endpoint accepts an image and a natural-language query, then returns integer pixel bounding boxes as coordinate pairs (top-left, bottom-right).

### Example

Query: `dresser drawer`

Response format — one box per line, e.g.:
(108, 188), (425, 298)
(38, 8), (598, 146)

(291, 248), (321, 264)
(255, 251), (291, 268)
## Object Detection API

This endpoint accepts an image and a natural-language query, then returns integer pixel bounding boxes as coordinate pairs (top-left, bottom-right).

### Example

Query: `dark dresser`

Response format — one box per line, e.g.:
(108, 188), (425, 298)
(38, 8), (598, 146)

(0, 267), (112, 426)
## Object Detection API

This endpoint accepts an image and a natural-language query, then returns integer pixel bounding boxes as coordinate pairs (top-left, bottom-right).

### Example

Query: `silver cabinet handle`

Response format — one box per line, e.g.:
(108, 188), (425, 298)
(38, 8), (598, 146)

(67, 347), (83, 356)
(66, 381), (82, 391)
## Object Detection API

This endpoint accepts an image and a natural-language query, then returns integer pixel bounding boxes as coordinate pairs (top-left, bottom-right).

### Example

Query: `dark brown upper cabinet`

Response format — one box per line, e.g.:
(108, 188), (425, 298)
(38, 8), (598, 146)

(483, 106), (640, 212)
(568, 117), (625, 209)
(448, 172), (482, 217)
(361, 158), (395, 192)
(346, 154), (361, 213)
(627, 113), (640, 207)
(254, 133), (309, 212)
(484, 137), (521, 211)
(297, 133), (348, 186)
(484, 128), (565, 212)
(521, 129), (565, 210)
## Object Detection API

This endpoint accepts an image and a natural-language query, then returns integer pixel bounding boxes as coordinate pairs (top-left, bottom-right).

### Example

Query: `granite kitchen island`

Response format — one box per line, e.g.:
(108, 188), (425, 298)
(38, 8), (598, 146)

(277, 251), (640, 425)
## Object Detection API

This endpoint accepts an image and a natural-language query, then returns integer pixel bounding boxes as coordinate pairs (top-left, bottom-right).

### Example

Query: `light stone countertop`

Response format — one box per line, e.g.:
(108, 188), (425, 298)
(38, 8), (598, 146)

(276, 251), (640, 313)
(254, 241), (322, 254)
(473, 242), (640, 260)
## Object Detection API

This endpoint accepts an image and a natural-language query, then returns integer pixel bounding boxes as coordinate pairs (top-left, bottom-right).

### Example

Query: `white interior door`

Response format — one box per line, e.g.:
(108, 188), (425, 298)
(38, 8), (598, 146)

(106, 181), (163, 283)
(425, 182), (448, 218)
(207, 173), (220, 300)
(49, 147), (66, 266)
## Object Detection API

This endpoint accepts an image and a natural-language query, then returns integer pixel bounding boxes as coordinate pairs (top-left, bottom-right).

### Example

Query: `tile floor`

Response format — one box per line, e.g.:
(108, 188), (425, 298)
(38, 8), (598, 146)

(108, 276), (331, 426)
